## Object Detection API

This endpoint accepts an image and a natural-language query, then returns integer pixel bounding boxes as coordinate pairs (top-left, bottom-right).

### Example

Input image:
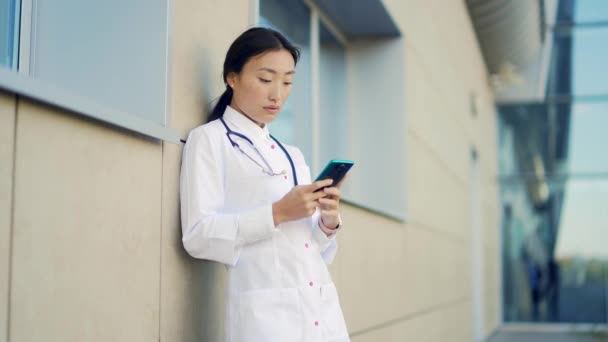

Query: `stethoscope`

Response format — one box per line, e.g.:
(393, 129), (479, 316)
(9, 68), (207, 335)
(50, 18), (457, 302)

(219, 117), (298, 187)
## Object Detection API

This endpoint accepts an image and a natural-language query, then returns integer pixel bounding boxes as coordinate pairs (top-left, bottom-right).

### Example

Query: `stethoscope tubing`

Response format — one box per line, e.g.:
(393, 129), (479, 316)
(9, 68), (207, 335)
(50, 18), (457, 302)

(219, 117), (298, 186)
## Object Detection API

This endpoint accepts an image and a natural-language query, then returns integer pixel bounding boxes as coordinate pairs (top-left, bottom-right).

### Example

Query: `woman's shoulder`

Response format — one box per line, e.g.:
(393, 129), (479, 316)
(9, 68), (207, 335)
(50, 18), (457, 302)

(186, 119), (224, 144)
(182, 120), (228, 159)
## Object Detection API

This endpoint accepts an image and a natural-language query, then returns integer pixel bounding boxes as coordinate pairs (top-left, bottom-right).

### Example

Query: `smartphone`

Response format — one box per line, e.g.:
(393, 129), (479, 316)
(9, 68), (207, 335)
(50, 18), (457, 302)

(314, 159), (354, 191)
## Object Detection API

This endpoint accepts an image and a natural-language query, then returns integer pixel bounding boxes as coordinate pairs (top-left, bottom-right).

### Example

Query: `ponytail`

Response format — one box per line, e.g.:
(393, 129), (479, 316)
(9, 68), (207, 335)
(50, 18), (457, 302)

(207, 87), (233, 123)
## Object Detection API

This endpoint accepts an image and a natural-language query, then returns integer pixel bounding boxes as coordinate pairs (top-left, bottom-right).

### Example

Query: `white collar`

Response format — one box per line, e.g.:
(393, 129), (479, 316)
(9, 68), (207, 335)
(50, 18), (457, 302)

(223, 105), (270, 140)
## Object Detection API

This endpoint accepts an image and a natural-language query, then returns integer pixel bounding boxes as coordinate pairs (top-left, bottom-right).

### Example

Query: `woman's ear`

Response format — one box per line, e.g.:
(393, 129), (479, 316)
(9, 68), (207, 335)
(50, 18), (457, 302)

(226, 72), (237, 89)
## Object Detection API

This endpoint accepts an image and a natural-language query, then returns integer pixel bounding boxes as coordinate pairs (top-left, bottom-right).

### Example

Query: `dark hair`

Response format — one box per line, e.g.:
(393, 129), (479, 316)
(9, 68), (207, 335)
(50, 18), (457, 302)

(207, 27), (300, 123)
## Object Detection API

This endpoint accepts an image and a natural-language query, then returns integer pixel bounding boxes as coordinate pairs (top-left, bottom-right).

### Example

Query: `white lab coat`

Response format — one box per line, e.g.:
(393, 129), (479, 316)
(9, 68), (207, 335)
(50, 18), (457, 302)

(180, 106), (350, 342)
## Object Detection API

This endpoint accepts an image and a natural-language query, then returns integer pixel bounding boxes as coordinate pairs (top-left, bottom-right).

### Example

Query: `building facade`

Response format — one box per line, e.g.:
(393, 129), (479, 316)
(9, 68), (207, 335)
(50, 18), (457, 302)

(1, 0), (502, 341)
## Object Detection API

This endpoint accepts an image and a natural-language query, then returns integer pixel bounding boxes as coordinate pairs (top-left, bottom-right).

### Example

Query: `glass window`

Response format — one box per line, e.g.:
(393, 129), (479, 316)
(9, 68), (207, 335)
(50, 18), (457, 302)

(499, 102), (608, 175)
(260, 0), (406, 220)
(553, 27), (608, 96)
(564, 102), (608, 173)
(553, 15), (608, 97)
(574, 0), (608, 22)
(260, 0), (313, 162)
(498, 101), (608, 323)
(500, 0), (608, 321)
(344, 39), (406, 219)
(570, 27), (608, 95)
(30, 0), (169, 124)
(499, 178), (608, 323)
(0, 0), (20, 69)
(319, 22), (347, 168)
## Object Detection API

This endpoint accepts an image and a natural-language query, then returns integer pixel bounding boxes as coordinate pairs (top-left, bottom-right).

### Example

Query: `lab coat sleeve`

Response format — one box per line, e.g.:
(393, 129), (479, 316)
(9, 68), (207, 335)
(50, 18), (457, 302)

(312, 211), (339, 264)
(290, 147), (340, 264)
(180, 127), (277, 266)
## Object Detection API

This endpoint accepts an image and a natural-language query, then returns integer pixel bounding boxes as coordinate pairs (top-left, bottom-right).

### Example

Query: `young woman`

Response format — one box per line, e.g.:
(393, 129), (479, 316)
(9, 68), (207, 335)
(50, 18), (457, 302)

(180, 27), (349, 342)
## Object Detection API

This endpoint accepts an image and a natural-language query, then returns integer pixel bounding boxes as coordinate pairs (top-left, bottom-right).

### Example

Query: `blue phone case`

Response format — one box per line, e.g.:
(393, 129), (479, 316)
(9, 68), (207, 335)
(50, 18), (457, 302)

(314, 159), (354, 190)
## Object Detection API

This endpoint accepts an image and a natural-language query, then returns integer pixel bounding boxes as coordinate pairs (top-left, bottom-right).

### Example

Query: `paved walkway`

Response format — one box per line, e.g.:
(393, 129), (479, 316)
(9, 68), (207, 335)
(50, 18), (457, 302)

(487, 331), (608, 342)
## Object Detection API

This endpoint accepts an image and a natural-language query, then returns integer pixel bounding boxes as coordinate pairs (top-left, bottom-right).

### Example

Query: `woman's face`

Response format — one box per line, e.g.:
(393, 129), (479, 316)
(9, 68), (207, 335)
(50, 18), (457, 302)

(228, 49), (295, 127)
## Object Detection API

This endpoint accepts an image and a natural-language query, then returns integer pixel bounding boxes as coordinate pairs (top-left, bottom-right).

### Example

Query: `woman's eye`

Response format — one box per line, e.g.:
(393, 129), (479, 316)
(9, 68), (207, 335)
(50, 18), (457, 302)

(258, 78), (271, 83)
(284, 81), (293, 86)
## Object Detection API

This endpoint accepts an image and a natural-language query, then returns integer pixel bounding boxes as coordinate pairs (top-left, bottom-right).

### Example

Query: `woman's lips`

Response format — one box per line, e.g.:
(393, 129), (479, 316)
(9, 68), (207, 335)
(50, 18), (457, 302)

(264, 106), (280, 113)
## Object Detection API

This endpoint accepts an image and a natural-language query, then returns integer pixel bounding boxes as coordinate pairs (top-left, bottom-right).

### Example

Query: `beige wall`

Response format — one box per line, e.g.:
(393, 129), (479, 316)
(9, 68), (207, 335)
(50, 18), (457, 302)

(0, 0), (500, 341)
(8, 100), (162, 341)
(0, 92), (16, 342)
(336, 0), (501, 341)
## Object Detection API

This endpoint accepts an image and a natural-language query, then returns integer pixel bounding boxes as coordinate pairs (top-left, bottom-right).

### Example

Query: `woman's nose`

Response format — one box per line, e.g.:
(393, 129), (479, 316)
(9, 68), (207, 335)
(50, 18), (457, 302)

(269, 83), (281, 102)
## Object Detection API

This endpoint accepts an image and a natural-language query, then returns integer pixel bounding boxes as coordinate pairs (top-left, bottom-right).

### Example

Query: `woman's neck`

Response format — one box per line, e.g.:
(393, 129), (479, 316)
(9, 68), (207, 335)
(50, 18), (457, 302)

(229, 102), (265, 128)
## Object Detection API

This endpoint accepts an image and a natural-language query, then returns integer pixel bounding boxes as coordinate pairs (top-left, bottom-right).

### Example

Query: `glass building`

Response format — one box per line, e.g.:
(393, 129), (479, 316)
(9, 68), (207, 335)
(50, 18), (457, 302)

(498, 0), (608, 323)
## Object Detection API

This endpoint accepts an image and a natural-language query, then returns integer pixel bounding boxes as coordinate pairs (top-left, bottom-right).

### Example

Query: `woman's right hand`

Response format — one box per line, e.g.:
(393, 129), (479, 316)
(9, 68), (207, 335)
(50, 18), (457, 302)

(272, 179), (333, 226)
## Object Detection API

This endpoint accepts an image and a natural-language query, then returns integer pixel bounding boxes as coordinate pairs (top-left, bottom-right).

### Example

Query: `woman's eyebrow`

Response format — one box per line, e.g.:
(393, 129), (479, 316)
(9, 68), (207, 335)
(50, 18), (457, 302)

(257, 67), (296, 75)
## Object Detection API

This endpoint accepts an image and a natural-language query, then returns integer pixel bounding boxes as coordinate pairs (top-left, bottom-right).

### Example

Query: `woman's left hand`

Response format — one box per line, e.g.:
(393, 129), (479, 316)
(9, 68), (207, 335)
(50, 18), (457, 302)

(317, 176), (347, 229)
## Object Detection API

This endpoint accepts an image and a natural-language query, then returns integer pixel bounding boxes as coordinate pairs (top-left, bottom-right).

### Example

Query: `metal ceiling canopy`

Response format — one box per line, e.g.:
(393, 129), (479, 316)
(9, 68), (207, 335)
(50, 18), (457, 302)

(309, 0), (400, 39)
(466, 0), (560, 103)
(467, 0), (544, 73)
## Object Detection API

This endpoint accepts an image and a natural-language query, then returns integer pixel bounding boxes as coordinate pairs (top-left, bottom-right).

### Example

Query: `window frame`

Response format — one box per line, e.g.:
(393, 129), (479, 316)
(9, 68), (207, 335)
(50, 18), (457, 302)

(0, 0), (180, 144)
